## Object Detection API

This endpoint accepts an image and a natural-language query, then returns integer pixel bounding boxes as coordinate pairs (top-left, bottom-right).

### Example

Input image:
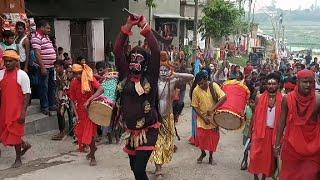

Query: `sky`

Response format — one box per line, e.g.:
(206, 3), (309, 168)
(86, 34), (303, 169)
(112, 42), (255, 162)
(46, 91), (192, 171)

(254, 0), (316, 10)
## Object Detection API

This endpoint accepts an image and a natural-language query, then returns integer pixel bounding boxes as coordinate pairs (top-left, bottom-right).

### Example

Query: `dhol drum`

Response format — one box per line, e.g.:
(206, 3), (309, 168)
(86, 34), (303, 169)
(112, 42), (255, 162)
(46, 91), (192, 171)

(213, 80), (250, 130)
(88, 71), (118, 126)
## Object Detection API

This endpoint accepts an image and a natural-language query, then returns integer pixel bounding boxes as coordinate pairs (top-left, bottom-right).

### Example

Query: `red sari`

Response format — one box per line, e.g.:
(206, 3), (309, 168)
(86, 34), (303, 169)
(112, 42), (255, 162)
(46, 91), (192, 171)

(0, 69), (25, 146)
(249, 91), (283, 176)
(280, 88), (320, 180)
(69, 78), (100, 145)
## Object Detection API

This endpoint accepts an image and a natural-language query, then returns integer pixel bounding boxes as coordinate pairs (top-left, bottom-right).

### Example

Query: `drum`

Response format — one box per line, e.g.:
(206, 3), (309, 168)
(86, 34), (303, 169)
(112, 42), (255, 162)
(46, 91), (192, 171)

(88, 72), (118, 126)
(213, 80), (250, 130)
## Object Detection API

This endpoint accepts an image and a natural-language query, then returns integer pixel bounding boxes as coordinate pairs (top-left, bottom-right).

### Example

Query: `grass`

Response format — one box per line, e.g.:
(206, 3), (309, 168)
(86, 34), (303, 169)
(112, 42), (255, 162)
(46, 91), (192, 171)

(228, 55), (249, 67)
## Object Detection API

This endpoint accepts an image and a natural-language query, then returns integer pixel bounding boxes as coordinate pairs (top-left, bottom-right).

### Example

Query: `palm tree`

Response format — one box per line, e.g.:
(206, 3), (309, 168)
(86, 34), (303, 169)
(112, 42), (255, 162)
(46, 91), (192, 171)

(146, 0), (157, 24)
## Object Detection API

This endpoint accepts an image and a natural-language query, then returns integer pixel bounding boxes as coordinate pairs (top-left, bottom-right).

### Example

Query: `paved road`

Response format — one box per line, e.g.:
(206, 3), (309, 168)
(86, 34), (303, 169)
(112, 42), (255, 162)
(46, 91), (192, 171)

(0, 98), (252, 180)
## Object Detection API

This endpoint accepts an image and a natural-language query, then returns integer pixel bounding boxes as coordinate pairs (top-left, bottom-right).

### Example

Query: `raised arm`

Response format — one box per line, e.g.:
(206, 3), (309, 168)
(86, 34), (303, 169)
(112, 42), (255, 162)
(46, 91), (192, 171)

(139, 17), (160, 81)
(174, 72), (194, 83)
(114, 32), (129, 79)
(114, 17), (140, 80)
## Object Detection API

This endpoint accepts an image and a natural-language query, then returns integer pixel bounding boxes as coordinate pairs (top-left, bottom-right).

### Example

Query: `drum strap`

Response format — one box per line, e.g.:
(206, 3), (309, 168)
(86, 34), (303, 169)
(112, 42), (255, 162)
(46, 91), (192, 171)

(209, 82), (219, 103)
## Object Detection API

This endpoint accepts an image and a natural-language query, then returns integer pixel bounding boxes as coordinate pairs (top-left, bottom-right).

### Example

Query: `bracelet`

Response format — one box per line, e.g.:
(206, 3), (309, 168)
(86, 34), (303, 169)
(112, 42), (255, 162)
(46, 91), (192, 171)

(274, 145), (281, 150)
(142, 23), (148, 30)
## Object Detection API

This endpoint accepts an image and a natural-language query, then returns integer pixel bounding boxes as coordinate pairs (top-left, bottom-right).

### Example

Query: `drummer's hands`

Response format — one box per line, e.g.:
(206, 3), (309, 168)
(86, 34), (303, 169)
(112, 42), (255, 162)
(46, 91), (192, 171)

(84, 100), (91, 110)
(204, 116), (211, 125)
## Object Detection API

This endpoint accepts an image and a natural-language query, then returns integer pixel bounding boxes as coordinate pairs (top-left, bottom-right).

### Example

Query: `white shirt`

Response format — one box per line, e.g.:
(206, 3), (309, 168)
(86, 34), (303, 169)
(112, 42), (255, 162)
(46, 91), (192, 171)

(266, 107), (276, 128)
(17, 35), (27, 62)
(0, 69), (31, 94)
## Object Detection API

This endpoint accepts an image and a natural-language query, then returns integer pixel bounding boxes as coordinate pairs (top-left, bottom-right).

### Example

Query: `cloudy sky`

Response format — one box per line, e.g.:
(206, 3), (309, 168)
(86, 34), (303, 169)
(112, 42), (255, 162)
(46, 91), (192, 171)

(254, 0), (316, 10)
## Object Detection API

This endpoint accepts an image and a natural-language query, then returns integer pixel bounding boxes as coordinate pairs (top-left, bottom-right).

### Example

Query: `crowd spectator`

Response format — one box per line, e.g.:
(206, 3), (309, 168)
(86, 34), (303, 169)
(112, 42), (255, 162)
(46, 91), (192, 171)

(31, 20), (57, 115)
(0, 30), (18, 52)
(15, 21), (30, 72)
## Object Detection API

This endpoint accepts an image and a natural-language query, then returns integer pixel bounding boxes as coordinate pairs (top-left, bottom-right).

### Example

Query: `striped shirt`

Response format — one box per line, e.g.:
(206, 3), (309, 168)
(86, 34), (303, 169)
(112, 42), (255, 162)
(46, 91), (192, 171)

(31, 31), (56, 68)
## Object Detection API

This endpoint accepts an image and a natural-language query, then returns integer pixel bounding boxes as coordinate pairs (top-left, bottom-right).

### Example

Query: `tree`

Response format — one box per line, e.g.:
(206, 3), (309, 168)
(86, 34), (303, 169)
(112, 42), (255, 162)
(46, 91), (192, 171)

(199, 0), (245, 41)
(146, 0), (157, 24)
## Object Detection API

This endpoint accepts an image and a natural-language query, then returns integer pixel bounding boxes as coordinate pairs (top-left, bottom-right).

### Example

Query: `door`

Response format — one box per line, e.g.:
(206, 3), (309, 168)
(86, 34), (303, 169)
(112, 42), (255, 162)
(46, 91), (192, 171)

(70, 20), (88, 61)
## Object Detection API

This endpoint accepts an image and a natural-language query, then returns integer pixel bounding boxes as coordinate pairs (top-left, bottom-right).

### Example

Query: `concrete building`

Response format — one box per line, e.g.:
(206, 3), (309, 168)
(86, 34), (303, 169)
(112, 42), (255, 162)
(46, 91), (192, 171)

(129, 0), (182, 49)
(25, 0), (129, 62)
(180, 0), (208, 48)
(25, 0), (184, 62)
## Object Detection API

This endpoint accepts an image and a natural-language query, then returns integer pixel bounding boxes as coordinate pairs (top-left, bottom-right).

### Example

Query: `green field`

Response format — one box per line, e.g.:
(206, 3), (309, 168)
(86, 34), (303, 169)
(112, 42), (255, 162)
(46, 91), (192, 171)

(254, 11), (320, 51)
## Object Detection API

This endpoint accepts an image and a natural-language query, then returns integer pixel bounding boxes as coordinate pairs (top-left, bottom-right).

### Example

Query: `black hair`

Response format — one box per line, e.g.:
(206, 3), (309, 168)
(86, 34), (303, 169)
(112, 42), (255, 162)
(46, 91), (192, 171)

(15, 21), (26, 29)
(266, 72), (281, 83)
(63, 52), (69, 56)
(189, 70), (208, 100)
(54, 60), (65, 67)
(58, 47), (63, 51)
(195, 70), (209, 82)
(37, 20), (49, 28)
(2, 30), (15, 38)
(238, 72), (244, 81)
(76, 56), (85, 64)
(96, 61), (106, 70)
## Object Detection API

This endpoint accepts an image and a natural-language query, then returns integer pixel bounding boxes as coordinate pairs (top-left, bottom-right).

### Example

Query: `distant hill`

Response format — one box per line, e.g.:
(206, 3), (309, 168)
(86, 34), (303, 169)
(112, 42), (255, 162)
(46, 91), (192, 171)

(254, 9), (320, 50)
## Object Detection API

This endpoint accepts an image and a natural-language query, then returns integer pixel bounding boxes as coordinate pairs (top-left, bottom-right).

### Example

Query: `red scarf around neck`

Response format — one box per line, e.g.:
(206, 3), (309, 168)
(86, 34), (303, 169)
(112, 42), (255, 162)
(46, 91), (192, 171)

(252, 91), (283, 145)
(289, 86), (316, 125)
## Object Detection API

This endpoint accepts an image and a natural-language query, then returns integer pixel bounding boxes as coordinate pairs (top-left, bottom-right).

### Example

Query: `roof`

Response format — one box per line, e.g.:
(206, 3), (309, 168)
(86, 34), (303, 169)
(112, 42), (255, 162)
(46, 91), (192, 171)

(153, 13), (184, 19)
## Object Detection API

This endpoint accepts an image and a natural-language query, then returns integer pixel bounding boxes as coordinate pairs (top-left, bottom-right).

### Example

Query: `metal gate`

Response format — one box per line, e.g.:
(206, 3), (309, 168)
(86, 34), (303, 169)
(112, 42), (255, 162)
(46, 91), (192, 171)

(70, 20), (88, 61)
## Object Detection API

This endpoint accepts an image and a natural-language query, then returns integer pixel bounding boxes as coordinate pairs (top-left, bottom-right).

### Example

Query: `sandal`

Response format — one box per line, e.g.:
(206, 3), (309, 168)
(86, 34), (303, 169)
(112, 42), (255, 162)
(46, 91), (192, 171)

(51, 133), (65, 141)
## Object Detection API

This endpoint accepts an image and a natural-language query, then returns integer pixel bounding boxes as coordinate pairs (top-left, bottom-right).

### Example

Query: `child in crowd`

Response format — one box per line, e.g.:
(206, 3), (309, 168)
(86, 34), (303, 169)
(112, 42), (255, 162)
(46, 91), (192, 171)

(240, 96), (255, 170)
(63, 52), (72, 66)
(0, 30), (18, 52)
(51, 60), (74, 140)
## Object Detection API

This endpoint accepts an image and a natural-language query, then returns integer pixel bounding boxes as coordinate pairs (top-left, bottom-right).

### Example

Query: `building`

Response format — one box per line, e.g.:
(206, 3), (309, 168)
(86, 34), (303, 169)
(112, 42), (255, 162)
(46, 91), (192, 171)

(25, 0), (183, 63)
(25, 0), (131, 63)
(129, 0), (182, 49)
(180, 0), (207, 47)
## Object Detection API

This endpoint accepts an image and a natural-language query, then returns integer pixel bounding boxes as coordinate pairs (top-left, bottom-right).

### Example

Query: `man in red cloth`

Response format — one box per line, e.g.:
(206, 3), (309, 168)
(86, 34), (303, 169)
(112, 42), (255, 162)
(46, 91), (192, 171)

(249, 73), (283, 180)
(0, 50), (31, 168)
(69, 64), (100, 166)
(275, 69), (320, 180)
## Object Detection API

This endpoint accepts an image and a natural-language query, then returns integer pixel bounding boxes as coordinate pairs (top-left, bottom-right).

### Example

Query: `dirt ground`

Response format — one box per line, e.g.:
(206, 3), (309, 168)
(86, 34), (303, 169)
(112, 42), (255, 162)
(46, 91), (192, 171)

(0, 97), (253, 180)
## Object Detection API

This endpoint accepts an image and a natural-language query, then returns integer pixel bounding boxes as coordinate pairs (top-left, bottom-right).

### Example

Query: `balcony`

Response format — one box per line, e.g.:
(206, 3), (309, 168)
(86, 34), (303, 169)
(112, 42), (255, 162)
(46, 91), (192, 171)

(180, 0), (208, 6)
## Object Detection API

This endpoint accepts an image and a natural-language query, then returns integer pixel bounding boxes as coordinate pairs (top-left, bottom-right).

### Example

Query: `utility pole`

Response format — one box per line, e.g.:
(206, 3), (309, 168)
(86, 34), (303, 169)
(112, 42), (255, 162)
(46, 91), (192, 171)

(246, 0), (253, 54)
(192, 0), (199, 62)
(282, 25), (285, 45)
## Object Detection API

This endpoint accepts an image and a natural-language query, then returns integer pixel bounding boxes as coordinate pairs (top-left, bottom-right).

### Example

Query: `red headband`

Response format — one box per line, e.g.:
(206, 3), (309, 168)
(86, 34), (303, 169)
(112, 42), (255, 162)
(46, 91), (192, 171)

(297, 69), (314, 79)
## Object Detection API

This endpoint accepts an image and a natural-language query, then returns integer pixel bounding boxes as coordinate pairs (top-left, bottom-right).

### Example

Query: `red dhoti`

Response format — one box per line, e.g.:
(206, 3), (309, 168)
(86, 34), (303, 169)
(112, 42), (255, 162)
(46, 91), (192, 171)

(249, 128), (275, 176)
(280, 141), (320, 180)
(74, 108), (97, 145)
(195, 128), (220, 152)
(0, 69), (25, 146)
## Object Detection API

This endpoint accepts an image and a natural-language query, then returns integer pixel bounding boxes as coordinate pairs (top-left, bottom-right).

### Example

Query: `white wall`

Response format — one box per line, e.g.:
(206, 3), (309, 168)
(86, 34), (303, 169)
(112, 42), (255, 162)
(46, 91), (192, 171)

(89, 20), (105, 62)
(54, 20), (71, 55)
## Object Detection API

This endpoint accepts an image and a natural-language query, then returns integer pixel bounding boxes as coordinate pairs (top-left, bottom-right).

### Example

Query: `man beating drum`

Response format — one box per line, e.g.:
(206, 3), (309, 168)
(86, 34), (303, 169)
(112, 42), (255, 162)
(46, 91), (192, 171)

(191, 71), (227, 165)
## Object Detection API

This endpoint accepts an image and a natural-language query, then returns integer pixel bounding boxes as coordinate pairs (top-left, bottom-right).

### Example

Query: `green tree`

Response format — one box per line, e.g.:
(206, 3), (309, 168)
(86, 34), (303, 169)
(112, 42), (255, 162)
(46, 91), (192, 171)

(200, 0), (245, 40)
(146, 0), (157, 24)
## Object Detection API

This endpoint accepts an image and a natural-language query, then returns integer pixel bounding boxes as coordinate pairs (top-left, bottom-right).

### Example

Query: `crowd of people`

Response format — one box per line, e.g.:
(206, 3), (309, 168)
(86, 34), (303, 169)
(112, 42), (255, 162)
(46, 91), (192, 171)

(0, 15), (319, 180)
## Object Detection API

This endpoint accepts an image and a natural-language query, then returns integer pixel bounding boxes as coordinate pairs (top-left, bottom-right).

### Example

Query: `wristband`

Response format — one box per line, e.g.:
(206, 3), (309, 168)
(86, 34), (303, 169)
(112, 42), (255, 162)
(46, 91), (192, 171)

(140, 24), (152, 37)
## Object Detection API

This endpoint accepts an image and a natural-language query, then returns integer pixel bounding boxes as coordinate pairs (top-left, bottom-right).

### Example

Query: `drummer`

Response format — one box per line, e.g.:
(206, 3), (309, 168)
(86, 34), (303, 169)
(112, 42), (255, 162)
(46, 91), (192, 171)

(191, 71), (226, 165)
(69, 63), (101, 166)
(94, 61), (113, 144)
